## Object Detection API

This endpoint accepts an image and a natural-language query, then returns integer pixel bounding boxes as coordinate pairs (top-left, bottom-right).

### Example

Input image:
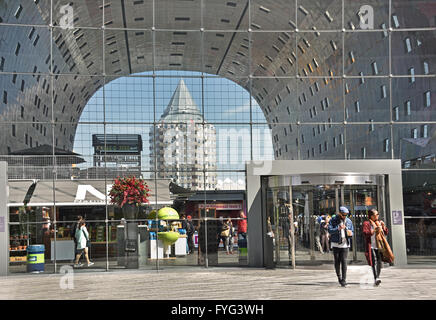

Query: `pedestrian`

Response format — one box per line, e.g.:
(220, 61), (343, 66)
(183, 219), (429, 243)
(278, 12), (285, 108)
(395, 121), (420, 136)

(74, 220), (94, 267)
(227, 218), (235, 254)
(417, 218), (427, 254)
(71, 215), (83, 262)
(283, 212), (293, 263)
(186, 215), (195, 254)
(328, 206), (354, 287)
(217, 216), (224, 250)
(362, 209), (388, 286)
(237, 211), (247, 240)
(220, 218), (232, 254)
(320, 215), (331, 253)
(314, 215), (324, 253)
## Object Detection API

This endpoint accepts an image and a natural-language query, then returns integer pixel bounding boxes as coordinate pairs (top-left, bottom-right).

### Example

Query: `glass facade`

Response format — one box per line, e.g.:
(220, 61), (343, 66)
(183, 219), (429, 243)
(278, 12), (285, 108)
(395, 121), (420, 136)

(1, 0), (435, 273)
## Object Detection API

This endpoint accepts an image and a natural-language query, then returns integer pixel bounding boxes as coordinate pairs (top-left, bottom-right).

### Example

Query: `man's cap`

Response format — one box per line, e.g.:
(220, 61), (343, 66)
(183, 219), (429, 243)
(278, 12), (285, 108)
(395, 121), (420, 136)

(339, 206), (349, 214)
(187, 215), (192, 219)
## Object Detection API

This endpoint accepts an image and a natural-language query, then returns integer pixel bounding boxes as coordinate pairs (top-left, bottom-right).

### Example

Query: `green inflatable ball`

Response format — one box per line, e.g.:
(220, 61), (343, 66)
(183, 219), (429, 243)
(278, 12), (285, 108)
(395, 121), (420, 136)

(157, 207), (179, 220)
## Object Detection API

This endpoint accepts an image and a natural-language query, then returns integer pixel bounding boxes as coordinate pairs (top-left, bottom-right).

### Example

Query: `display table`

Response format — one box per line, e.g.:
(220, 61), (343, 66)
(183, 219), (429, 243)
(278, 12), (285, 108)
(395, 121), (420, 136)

(149, 239), (164, 259)
(50, 239), (74, 261)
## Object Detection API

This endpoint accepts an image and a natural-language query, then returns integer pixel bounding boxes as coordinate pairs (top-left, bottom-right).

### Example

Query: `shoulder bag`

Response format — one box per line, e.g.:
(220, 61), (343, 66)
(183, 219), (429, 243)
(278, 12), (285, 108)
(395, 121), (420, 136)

(375, 222), (394, 263)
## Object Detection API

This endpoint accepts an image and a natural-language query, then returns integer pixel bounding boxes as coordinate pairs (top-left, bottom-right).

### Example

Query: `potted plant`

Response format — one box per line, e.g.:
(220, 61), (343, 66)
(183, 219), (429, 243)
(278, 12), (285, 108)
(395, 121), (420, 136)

(109, 176), (151, 220)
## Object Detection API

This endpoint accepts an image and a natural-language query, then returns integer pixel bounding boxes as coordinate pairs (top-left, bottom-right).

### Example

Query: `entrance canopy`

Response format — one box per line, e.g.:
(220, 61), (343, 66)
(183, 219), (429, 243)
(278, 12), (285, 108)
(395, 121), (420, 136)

(7, 179), (172, 207)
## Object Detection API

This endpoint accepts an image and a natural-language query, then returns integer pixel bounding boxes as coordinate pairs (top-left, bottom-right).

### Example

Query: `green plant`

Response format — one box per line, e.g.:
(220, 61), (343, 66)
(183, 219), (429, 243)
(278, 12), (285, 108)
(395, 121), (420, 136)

(109, 176), (150, 207)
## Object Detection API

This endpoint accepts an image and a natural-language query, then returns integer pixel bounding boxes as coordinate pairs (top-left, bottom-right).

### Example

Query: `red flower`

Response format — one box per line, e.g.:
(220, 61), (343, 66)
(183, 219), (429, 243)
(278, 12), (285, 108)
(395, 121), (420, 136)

(109, 176), (151, 208)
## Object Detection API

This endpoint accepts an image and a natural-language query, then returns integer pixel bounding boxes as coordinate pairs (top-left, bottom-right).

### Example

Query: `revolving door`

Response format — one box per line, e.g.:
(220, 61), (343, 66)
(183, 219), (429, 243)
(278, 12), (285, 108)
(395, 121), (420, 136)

(264, 174), (389, 267)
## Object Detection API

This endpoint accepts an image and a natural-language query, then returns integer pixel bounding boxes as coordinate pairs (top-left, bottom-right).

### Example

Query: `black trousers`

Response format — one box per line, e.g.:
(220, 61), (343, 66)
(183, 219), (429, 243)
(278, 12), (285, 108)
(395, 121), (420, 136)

(187, 234), (194, 253)
(333, 247), (349, 281)
(371, 248), (382, 280)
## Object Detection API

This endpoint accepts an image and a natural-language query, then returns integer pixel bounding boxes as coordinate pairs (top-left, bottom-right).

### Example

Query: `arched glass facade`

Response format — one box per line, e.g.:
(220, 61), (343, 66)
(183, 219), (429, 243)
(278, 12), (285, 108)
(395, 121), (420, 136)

(1, 0), (435, 273)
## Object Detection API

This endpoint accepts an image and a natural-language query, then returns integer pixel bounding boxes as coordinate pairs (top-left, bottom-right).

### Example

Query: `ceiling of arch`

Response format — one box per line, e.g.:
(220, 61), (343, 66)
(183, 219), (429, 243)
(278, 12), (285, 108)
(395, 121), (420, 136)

(0, 0), (434, 159)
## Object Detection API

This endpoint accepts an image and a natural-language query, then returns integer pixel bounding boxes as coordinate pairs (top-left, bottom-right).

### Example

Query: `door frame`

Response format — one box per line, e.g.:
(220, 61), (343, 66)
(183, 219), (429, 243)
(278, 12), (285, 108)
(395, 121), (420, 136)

(246, 160), (407, 267)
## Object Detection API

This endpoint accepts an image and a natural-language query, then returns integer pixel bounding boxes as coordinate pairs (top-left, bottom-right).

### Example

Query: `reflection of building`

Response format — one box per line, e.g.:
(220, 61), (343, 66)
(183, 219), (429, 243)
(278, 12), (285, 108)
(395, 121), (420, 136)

(150, 80), (217, 190)
(92, 134), (142, 177)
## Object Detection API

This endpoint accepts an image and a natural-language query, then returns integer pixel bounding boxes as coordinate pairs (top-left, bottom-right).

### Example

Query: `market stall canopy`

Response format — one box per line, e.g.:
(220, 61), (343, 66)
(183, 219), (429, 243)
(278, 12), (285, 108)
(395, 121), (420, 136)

(7, 144), (85, 165)
(8, 179), (172, 206)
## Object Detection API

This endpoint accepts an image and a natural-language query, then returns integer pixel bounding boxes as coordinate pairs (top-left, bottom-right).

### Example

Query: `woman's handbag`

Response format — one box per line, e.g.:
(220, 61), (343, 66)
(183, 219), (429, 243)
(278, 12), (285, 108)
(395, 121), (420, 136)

(375, 223), (394, 263)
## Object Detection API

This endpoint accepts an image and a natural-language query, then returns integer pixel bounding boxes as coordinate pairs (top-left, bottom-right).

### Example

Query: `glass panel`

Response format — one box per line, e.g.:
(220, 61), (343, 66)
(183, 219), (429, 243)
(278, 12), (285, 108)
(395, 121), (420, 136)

(8, 206), (50, 273)
(297, 0), (342, 30)
(106, 31), (153, 76)
(392, 124), (436, 168)
(155, 0), (201, 30)
(52, 27), (103, 75)
(391, 77), (435, 121)
(299, 124), (345, 160)
(52, 1), (103, 28)
(391, 1), (436, 29)
(1, 0), (50, 26)
(203, 76), (250, 123)
(202, 0), (249, 31)
(344, 32), (389, 76)
(251, 124), (274, 161)
(402, 170), (436, 263)
(251, 32), (296, 77)
(0, 122), (54, 179)
(345, 78), (390, 122)
(0, 74), (50, 123)
(344, 0), (389, 31)
(103, 75), (154, 123)
(102, 0), (153, 29)
(250, 0), (296, 31)
(0, 25), (50, 73)
(215, 124), (251, 171)
(299, 78), (344, 124)
(297, 32), (343, 77)
(346, 124), (392, 159)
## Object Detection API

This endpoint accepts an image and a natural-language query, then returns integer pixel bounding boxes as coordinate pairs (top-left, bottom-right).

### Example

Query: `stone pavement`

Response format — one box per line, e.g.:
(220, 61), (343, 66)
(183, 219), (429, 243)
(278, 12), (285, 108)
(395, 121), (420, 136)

(1, 265), (436, 300)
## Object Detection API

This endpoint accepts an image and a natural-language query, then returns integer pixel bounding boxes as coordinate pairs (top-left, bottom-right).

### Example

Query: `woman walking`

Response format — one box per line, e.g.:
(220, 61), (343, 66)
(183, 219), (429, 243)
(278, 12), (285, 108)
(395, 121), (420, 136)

(74, 220), (94, 267)
(362, 209), (388, 286)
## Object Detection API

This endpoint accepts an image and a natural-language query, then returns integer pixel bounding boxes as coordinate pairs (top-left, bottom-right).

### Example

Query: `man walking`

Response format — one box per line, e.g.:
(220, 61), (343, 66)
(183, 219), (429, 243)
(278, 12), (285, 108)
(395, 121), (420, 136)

(328, 206), (354, 287)
(186, 215), (195, 254)
(237, 211), (247, 240)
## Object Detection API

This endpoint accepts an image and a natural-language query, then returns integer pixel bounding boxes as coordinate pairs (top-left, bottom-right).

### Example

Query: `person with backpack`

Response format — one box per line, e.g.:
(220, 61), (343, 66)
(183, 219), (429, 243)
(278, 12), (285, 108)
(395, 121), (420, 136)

(328, 206), (354, 287)
(74, 220), (94, 267)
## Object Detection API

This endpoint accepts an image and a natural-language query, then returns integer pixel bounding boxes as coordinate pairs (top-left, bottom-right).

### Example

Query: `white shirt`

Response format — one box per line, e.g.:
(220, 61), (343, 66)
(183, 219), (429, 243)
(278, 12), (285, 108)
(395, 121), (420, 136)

(370, 225), (377, 249)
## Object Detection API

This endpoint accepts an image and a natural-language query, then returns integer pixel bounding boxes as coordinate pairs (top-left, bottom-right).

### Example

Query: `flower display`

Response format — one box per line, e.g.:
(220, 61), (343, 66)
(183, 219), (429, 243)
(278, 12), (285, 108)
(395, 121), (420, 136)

(109, 176), (150, 207)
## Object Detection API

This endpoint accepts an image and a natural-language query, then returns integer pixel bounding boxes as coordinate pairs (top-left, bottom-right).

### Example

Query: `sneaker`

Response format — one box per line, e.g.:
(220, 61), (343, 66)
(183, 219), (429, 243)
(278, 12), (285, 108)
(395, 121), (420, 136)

(375, 278), (381, 286)
(73, 263), (83, 268)
(340, 279), (347, 287)
(87, 262), (94, 267)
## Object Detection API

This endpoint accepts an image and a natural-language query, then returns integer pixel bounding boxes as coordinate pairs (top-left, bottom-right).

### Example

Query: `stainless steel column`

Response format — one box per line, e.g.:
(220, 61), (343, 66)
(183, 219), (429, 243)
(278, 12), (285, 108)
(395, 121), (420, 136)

(289, 185), (296, 269)
(0, 162), (8, 276)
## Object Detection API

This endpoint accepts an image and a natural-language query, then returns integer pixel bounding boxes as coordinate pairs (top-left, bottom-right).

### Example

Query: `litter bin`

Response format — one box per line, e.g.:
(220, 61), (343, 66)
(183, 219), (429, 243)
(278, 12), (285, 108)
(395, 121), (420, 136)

(27, 245), (45, 273)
